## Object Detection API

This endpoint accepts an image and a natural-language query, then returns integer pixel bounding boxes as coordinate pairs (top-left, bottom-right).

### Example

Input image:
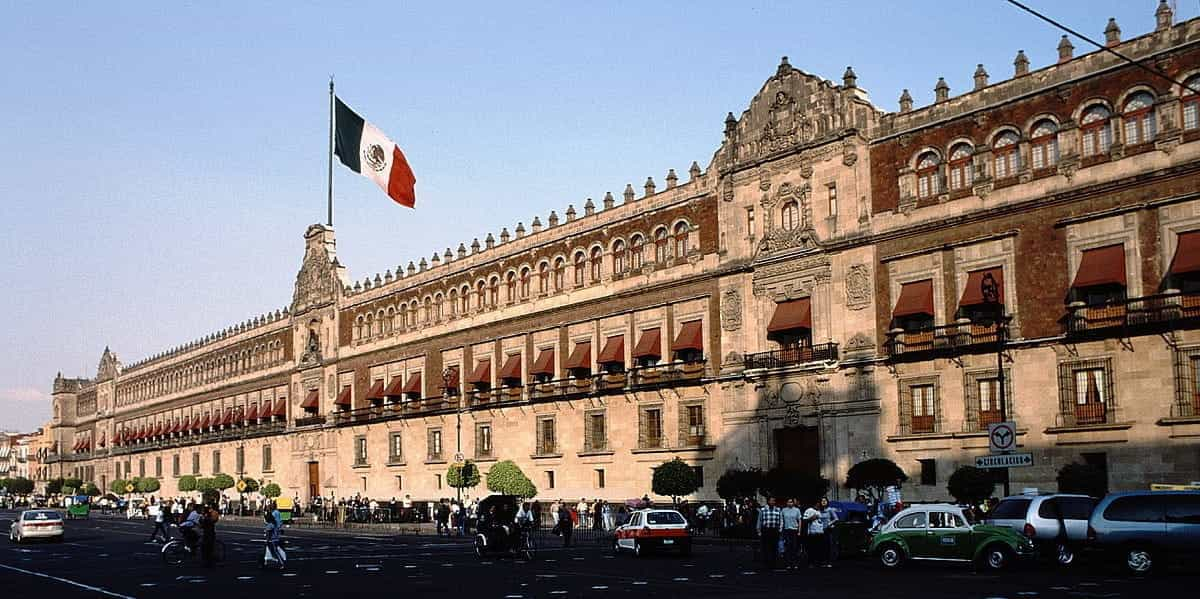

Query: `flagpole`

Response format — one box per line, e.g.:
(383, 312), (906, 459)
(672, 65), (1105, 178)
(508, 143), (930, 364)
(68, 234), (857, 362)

(327, 76), (335, 227)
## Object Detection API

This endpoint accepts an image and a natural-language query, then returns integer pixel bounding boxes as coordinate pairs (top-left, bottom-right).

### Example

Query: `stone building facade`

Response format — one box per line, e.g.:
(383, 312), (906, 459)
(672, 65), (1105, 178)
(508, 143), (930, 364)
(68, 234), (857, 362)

(44, 4), (1200, 502)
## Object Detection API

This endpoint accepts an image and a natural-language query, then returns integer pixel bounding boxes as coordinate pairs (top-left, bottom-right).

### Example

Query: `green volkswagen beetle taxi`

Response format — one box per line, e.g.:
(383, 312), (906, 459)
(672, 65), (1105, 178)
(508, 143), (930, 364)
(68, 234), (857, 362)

(869, 503), (1035, 570)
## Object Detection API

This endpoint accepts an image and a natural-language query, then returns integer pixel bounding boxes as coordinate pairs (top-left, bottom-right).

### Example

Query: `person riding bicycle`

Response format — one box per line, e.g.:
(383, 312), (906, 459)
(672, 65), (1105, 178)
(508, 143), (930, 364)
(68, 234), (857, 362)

(200, 503), (220, 567)
(263, 500), (286, 568)
(178, 503), (202, 551)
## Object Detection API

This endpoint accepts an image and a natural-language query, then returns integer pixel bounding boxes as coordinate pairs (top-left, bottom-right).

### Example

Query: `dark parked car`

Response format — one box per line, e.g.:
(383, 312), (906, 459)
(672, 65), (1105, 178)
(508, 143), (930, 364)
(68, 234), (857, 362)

(985, 494), (1097, 566)
(1087, 491), (1200, 574)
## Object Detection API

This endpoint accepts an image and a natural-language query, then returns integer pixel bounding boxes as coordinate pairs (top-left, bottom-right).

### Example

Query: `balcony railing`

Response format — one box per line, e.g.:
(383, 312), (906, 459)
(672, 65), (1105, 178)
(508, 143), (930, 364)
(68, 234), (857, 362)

(294, 414), (327, 427)
(886, 322), (999, 359)
(1066, 292), (1200, 336)
(1056, 402), (1109, 427)
(628, 360), (707, 389)
(743, 343), (839, 370)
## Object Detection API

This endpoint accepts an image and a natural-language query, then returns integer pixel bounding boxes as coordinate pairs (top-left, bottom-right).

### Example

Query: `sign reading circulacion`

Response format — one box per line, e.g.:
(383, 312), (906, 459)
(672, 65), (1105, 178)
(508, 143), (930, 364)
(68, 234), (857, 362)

(988, 421), (1017, 454)
(976, 453), (1033, 469)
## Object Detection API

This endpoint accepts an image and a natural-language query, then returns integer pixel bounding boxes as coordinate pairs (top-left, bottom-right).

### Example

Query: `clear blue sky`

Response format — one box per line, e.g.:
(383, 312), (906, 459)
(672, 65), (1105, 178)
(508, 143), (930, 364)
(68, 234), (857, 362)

(0, 1), (1185, 431)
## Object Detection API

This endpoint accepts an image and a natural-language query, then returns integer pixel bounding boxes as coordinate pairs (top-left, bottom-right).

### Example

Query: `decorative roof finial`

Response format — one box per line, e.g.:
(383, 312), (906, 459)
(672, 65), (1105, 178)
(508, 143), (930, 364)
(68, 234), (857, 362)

(665, 169), (678, 189)
(973, 64), (989, 90)
(1156, 0), (1173, 32)
(644, 177), (656, 197)
(689, 161), (701, 180)
(1057, 35), (1074, 63)
(602, 192), (614, 210)
(842, 66), (857, 89)
(1104, 18), (1121, 46)
(1013, 50), (1029, 77)
(899, 89), (913, 113)
(934, 77), (950, 103)
(623, 183), (636, 203)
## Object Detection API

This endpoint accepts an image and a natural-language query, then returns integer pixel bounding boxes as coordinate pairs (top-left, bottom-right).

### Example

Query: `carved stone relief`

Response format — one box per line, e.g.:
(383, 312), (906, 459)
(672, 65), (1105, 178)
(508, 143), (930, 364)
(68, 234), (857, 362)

(720, 289), (743, 331)
(845, 263), (871, 310)
(291, 225), (340, 314)
(846, 332), (875, 352)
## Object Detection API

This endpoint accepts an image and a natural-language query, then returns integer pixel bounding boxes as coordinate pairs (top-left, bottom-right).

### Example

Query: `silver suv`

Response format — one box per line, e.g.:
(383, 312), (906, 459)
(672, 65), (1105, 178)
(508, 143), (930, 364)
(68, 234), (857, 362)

(1088, 491), (1200, 574)
(985, 494), (1097, 566)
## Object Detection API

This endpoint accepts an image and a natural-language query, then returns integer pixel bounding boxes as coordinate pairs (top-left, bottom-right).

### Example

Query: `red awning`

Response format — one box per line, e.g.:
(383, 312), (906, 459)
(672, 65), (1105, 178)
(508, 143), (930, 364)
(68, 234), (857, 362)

(273, 397), (287, 417)
(768, 298), (813, 332)
(301, 389), (320, 409)
(1072, 244), (1126, 289)
(170, 419), (181, 434)
(222, 409), (235, 426)
(468, 359), (491, 385)
(892, 279), (935, 318)
(1170, 231), (1200, 275)
(246, 403), (259, 420)
(366, 379), (386, 401)
(200, 413), (211, 429)
(597, 335), (625, 365)
(673, 320), (704, 353)
(564, 341), (591, 370)
(191, 415), (201, 431)
(334, 385), (352, 407)
(384, 375), (405, 397)
(498, 354), (522, 380)
(153, 422), (162, 437)
(530, 348), (556, 376)
(959, 267), (1005, 307)
(402, 372), (423, 395)
(632, 328), (662, 359)
(72, 440), (80, 451)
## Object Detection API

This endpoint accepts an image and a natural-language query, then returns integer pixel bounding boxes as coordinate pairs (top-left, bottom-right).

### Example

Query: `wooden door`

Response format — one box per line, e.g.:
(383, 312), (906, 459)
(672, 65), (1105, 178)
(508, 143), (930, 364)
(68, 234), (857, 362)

(774, 425), (820, 476)
(307, 461), (320, 500)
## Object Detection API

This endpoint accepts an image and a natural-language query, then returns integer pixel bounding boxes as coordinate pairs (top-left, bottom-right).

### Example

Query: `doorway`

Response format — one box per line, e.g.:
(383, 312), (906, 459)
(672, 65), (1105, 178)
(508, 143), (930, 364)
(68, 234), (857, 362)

(774, 425), (820, 476)
(307, 461), (320, 500)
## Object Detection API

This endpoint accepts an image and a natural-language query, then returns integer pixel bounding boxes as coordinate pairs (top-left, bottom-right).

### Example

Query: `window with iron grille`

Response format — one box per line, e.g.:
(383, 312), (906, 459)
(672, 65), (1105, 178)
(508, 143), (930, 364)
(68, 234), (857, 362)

(1172, 346), (1200, 418)
(963, 369), (1013, 432)
(897, 376), (940, 435)
(475, 423), (492, 458)
(212, 450), (221, 474)
(155, 456), (162, 478)
(389, 433), (403, 463)
(192, 452), (199, 475)
(354, 435), (368, 466)
(537, 417), (557, 455)
(639, 405), (664, 448)
(262, 445), (272, 471)
(139, 459), (145, 478)
(172, 455), (180, 477)
(1057, 358), (1115, 426)
(919, 459), (937, 486)
(584, 411), (607, 452)
(236, 447), (245, 473)
(678, 402), (706, 447)
(427, 428), (443, 461)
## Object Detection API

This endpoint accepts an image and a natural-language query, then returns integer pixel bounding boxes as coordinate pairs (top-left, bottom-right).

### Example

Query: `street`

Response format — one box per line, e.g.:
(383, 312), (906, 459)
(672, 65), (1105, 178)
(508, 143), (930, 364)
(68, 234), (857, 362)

(1, 510), (1197, 598)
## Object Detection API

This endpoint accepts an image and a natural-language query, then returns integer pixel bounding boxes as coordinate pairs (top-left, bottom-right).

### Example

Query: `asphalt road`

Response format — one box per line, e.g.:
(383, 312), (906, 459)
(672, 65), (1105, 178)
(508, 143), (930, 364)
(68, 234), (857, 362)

(1, 510), (1196, 598)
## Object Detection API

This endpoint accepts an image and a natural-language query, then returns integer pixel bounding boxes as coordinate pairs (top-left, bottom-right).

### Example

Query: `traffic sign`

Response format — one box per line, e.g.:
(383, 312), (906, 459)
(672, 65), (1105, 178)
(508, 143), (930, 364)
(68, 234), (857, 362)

(988, 421), (1017, 454)
(976, 453), (1033, 469)
(125, 483), (135, 493)
(236, 480), (247, 492)
(453, 452), (465, 463)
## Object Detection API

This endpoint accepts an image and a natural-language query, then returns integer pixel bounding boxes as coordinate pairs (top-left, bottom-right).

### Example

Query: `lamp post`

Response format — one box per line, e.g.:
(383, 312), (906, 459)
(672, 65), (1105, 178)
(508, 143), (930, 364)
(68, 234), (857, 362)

(444, 367), (463, 504)
(981, 272), (1011, 497)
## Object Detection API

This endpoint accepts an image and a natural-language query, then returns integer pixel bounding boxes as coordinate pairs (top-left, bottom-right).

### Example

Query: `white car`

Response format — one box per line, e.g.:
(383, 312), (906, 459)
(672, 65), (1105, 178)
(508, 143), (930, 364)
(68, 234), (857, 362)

(9, 509), (65, 543)
(613, 509), (692, 556)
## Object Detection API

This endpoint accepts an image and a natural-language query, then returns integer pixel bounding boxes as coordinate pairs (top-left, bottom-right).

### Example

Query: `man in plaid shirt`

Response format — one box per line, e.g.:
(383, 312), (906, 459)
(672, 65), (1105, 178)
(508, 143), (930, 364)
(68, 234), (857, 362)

(757, 496), (783, 570)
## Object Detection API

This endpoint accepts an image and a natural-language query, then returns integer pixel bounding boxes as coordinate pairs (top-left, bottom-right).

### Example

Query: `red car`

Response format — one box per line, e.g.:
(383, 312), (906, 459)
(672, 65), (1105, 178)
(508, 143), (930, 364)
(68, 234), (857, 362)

(613, 509), (691, 557)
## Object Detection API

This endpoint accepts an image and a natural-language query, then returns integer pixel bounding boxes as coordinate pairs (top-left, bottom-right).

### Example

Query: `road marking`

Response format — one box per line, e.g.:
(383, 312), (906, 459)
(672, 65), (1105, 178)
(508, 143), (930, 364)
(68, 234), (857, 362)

(591, 586), (609, 590)
(282, 573), (298, 577)
(140, 583), (157, 587)
(673, 577), (689, 582)
(551, 591), (568, 595)
(237, 576), (254, 580)
(632, 581), (647, 586)
(0, 563), (138, 599)
(708, 574), (725, 578)
(324, 570), (339, 574)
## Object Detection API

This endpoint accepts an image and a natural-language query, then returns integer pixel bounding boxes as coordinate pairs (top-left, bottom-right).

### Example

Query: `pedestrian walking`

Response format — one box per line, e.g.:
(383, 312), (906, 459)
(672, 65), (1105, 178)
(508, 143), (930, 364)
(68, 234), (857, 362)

(756, 497), (783, 571)
(802, 500), (827, 567)
(780, 498), (803, 570)
(200, 503), (220, 567)
(557, 502), (574, 547)
(263, 501), (286, 569)
(149, 500), (169, 543)
(816, 497), (839, 566)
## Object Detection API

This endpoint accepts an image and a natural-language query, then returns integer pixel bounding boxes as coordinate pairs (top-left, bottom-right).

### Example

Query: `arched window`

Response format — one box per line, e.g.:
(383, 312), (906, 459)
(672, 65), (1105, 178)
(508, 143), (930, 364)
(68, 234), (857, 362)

(364, 313), (374, 338)
(916, 151), (940, 198)
(1080, 105), (1112, 157)
(476, 281), (487, 309)
(461, 285), (471, 314)
(448, 290), (458, 317)
(392, 307), (403, 330)
(630, 235), (644, 270)
(376, 311), (385, 336)
(538, 262), (549, 294)
(590, 247), (603, 282)
(488, 277), (500, 307)
(423, 297), (433, 324)
(992, 132), (1020, 179)
(780, 201), (800, 230)
(354, 316), (364, 341)
(673, 222), (689, 257)
(384, 308), (394, 334)
(553, 258), (565, 291)
(573, 252), (586, 286)
(1184, 76), (1200, 131)
(519, 267), (531, 299)
(433, 294), (443, 321)
(1030, 120), (1059, 169)
(654, 228), (669, 263)
(409, 301), (418, 327)
(612, 240), (626, 274)
(1122, 92), (1156, 145)
(948, 143), (973, 190)
(506, 272), (517, 303)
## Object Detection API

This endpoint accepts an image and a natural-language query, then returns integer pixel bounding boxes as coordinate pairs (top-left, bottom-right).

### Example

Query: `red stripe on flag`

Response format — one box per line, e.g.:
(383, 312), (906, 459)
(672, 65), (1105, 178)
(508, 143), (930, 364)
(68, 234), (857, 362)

(388, 146), (416, 208)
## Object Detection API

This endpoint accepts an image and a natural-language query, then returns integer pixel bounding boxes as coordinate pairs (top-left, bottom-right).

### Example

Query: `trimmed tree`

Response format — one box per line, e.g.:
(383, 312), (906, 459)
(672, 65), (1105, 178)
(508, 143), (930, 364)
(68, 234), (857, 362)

(109, 479), (130, 495)
(760, 467), (830, 505)
(262, 483), (282, 499)
(716, 468), (764, 501)
(447, 461), (481, 491)
(82, 482), (101, 497)
(652, 458), (701, 505)
(486, 460), (538, 498)
(212, 473), (235, 492)
(63, 477), (83, 491)
(5, 477), (34, 495)
(1056, 462), (1107, 498)
(177, 475), (197, 493)
(46, 478), (65, 495)
(845, 458), (909, 504)
(947, 466), (996, 505)
(135, 477), (161, 494)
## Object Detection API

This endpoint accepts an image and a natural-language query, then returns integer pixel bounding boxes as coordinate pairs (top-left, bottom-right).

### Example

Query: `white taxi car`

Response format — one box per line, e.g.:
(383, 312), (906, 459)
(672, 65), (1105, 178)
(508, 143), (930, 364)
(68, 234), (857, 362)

(613, 509), (691, 557)
(9, 509), (65, 543)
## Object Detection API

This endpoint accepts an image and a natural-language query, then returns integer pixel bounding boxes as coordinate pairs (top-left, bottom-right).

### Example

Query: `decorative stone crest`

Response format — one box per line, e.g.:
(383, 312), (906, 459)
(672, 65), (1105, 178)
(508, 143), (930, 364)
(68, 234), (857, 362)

(721, 289), (743, 331)
(845, 264), (871, 310)
(846, 332), (875, 352)
(291, 224), (341, 314)
(784, 403), (802, 426)
(96, 347), (121, 382)
(299, 324), (322, 367)
(757, 226), (822, 254)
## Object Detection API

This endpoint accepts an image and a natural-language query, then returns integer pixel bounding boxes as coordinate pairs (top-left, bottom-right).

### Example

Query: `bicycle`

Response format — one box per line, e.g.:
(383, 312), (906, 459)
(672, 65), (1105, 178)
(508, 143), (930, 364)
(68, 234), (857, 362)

(162, 530), (226, 566)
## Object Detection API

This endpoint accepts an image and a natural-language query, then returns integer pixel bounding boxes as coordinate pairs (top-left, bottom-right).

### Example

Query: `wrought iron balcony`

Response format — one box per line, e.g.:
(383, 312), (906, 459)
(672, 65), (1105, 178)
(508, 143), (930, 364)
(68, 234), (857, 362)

(885, 322), (999, 360)
(294, 414), (327, 427)
(743, 343), (838, 370)
(627, 359), (707, 390)
(1066, 292), (1200, 337)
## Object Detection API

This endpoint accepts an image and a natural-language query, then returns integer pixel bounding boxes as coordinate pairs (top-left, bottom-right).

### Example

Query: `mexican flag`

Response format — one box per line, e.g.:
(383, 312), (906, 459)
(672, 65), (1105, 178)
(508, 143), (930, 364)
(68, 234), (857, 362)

(334, 97), (417, 208)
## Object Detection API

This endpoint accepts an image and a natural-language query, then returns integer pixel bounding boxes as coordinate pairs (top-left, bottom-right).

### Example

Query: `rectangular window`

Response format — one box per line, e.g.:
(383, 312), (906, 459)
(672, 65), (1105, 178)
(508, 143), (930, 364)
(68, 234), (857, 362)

(355, 435), (368, 466)
(427, 429), (443, 461)
(828, 183), (838, 217)
(172, 455), (180, 477)
(640, 406), (664, 448)
(192, 453), (199, 475)
(212, 450), (221, 474)
(155, 456), (162, 478)
(236, 447), (245, 474)
(692, 466), (704, 488)
(684, 404), (705, 446)
(595, 468), (606, 489)
(585, 411), (607, 452)
(138, 459), (145, 478)
(1057, 359), (1114, 426)
(262, 446), (272, 472)
(475, 424), (492, 458)
(396, 475), (403, 491)
(546, 470), (555, 489)
(746, 207), (756, 237)
(389, 432), (403, 462)
(910, 385), (936, 433)
(919, 459), (937, 486)
(435, 474), (442, 490)
(537, 417), (557, 455)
